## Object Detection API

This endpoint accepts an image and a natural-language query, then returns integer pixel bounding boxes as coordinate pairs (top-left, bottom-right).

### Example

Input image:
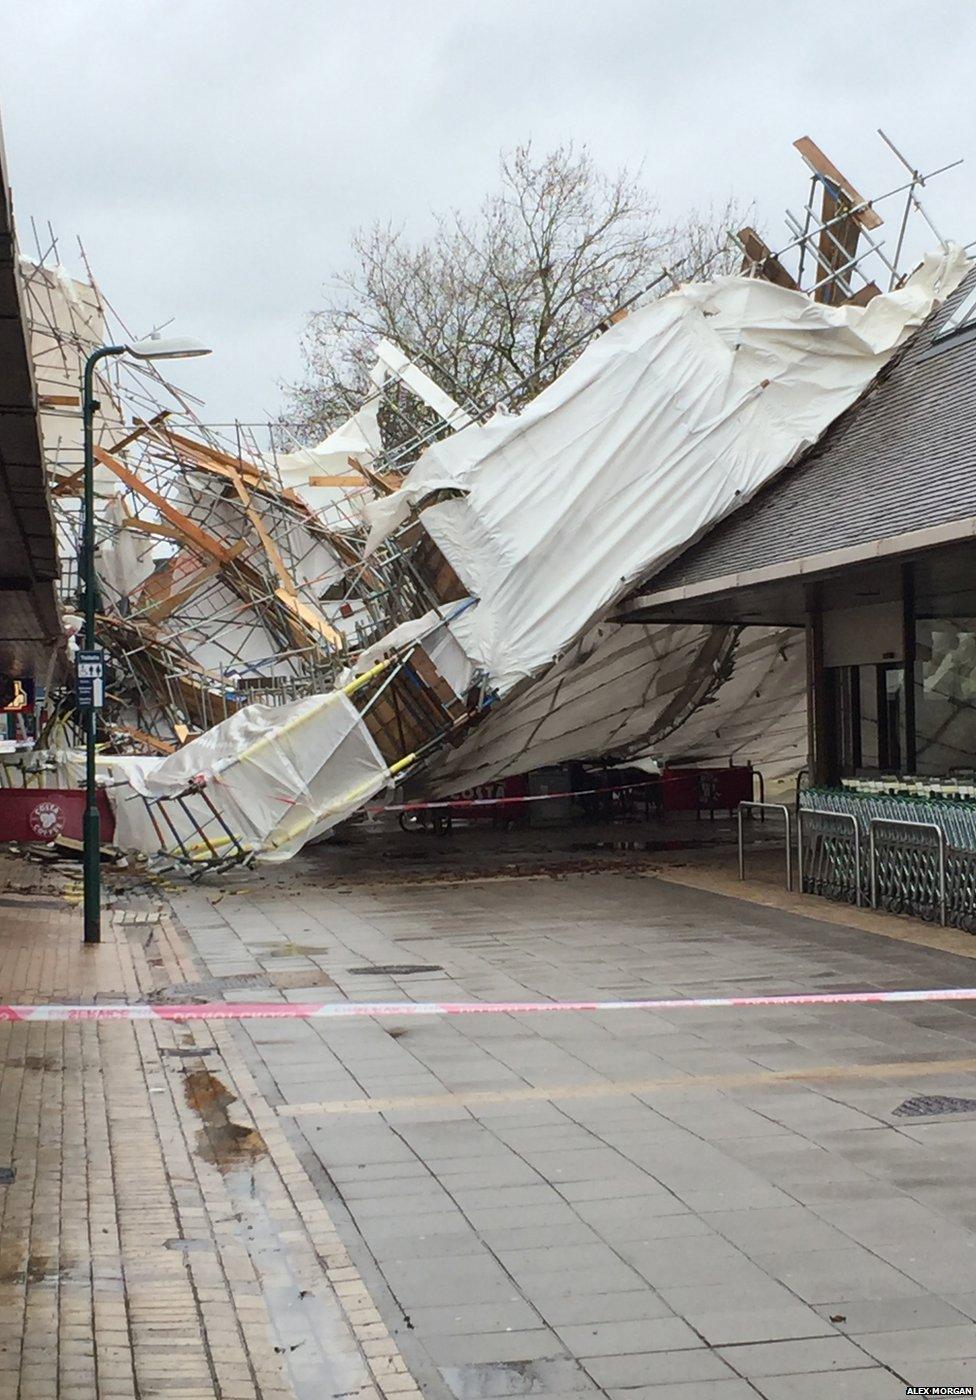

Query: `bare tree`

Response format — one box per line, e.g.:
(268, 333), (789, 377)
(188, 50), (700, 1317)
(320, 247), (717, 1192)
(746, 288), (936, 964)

(282, 144), (747, 446)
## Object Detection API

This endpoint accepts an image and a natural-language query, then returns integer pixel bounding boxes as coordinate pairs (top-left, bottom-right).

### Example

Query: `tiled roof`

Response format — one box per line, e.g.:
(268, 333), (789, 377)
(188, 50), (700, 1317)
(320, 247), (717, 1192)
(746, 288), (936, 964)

(647, 266), (976, 593)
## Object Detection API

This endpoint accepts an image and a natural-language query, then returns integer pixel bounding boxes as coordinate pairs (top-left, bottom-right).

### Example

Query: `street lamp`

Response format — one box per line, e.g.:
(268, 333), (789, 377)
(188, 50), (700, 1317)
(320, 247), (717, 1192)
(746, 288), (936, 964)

(81, 333), (212, 944)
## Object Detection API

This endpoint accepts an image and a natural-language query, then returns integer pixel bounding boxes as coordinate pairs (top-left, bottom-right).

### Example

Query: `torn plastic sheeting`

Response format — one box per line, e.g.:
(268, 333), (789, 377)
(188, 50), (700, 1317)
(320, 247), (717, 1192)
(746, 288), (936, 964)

(366, 249), (969, 696)
(273, 337), (470, 518)
(343, 604), (477, 700)
(95, 495), (158, 605)
(104, 691), (392, 863)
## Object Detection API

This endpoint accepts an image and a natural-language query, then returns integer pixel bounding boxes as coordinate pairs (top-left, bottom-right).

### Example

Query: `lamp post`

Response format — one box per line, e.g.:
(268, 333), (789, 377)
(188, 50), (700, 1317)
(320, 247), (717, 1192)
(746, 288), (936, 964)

(80, 334), (212, 944)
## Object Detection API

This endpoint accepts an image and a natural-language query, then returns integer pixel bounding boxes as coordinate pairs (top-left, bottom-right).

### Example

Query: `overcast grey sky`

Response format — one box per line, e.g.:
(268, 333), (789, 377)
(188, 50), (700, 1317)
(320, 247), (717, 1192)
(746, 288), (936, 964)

(2, 0), (974, 431)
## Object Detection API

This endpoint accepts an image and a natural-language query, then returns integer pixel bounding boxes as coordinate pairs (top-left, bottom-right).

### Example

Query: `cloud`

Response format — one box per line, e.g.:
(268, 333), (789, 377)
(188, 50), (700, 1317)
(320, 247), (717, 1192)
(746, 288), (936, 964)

(3, 0), (973, 428)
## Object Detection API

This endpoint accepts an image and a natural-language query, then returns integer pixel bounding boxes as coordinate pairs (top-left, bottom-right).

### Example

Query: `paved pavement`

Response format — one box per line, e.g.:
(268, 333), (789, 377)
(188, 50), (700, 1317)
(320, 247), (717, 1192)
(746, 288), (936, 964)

(6, 821), (976, 1397)
(160, 837), (976, 1399)
(0, 856), (421, 1400)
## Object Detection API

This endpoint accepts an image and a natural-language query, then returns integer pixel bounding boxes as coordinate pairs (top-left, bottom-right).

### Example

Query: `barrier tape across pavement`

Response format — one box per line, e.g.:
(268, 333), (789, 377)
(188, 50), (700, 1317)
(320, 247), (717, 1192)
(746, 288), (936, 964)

(3, 986), (976, 1021)
(369, 774), (665, 814)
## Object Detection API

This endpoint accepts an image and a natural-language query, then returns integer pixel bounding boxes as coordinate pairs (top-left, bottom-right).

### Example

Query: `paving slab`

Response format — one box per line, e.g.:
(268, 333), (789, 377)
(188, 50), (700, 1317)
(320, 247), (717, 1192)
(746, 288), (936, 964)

(716, 1335), (877, 1376)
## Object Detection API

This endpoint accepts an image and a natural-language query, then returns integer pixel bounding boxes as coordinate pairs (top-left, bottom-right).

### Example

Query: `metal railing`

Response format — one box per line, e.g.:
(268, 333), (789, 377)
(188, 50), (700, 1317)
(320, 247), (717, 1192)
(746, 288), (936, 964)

(737, 802), (793, 890)
(797, 807), (862, 907)
(868, 816), (947, 927)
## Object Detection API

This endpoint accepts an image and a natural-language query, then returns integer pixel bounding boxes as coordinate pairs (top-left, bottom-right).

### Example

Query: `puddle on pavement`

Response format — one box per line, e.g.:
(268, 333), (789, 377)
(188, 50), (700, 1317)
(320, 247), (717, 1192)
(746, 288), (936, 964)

(0, 895), (62, 911)
(181, 1070), (367, 1396)
(183, 1070), (267, 1171)
(0, 1245), (80, 1288)
(27, 1254), (51, 1284)
(440, 1359), (586, 1398)
(227, 1162), (370, 1398)
(0, 1240), (25, 1286)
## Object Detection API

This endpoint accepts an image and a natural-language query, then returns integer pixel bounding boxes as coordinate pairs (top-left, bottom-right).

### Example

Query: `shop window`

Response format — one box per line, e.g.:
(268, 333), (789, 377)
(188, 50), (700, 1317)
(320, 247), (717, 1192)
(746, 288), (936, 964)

(914, 617), (976, 775)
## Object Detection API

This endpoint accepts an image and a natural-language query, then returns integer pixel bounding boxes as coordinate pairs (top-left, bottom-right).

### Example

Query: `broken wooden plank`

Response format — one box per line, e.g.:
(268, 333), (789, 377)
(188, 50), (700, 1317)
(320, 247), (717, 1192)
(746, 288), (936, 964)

(307, 474), (366, 488)
(153, 423), (267, 483)
(224, 461), (299, 596)
(813, 187), (861, 305)
(793, 137), (883, 229)
(736, 227), (798, 290)
(842, 281), (881, 307)
(120, 518), (187, 545)
(50, 468), (86, 497)
(109, 410), (172, 455)
(94, 445), (241, 566)
(350, 457), (401, 497)
(273, 588), (344, 649)
(109, 723), (176, 755)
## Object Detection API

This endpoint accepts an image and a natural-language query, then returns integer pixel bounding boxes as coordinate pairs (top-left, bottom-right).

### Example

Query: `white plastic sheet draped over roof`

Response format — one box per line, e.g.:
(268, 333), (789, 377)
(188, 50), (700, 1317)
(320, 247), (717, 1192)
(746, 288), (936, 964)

(367, 249), (969, 695)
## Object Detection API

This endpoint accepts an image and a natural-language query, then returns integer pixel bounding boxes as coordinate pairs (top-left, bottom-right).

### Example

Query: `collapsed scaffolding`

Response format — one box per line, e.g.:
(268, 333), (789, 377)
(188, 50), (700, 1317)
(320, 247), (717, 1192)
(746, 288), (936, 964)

(17, 133), (973, 875)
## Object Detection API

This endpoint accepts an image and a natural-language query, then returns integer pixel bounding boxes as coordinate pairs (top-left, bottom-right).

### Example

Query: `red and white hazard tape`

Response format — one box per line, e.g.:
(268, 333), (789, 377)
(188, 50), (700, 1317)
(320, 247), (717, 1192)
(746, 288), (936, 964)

(370, 775), (664, 814)
(3, 986), (976, 1021)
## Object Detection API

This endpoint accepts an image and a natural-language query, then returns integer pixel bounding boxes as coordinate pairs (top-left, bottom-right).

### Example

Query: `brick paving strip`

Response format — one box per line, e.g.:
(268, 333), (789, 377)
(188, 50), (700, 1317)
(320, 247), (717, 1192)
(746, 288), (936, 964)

(0, 883), (422, 1400)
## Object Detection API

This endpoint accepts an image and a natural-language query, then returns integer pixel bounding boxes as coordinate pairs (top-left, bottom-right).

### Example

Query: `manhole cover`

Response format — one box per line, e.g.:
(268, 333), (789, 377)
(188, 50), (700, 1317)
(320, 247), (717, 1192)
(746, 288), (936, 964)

(893, 1094), (976, 1118)
(347, 964), (443, 976)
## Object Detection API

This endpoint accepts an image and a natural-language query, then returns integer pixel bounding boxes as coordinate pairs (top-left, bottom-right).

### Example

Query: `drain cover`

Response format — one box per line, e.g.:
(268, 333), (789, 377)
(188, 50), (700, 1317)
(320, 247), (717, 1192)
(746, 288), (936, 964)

(0, 1168), (15, 1185)
(893, 1094), (976, 1118)
(347, 964), (443, 976)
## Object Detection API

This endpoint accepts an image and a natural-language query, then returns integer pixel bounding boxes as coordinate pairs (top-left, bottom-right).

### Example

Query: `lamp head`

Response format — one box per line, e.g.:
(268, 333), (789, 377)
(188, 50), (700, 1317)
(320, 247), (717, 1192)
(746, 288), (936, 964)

(126, 333), (212, 361)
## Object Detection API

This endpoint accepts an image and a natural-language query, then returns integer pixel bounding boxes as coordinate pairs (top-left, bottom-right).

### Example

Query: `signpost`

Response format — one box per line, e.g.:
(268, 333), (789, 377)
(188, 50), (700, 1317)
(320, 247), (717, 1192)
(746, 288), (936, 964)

(75, 650), (106, 711)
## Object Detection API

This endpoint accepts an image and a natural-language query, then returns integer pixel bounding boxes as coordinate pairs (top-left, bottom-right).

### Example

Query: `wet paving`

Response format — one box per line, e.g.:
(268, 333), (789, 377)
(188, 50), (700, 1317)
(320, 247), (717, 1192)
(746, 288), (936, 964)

(286, 812), (752, 889)
(180, 1063), (378, 1397)
(184, 1068), (268, 1170)
(226, 1167), (370, 1400)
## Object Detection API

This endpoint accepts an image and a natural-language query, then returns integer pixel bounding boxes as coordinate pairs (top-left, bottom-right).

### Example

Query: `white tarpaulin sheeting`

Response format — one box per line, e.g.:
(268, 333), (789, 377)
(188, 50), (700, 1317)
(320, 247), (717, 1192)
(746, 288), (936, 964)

(105, 691), (392, 862)
(366, 250), (969, 696)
